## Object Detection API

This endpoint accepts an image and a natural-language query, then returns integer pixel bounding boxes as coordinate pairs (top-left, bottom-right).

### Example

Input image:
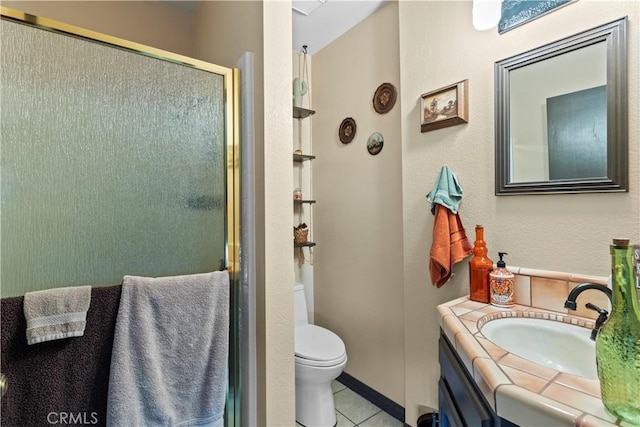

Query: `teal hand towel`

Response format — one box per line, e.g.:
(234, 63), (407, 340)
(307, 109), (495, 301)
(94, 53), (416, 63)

(426, 165), (463, 214)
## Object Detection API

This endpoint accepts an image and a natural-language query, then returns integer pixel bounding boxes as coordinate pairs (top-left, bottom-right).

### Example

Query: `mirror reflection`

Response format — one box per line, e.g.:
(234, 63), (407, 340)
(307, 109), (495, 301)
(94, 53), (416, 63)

(495, 17), (628, 195)
(509, 42), (606, 183)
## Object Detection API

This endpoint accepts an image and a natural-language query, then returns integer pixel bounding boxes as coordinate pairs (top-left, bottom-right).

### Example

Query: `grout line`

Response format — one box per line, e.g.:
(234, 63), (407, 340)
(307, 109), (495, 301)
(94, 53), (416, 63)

(340, 411), (361, 426)
(333, 381), (400, 426)
(353, 409), (382, 427)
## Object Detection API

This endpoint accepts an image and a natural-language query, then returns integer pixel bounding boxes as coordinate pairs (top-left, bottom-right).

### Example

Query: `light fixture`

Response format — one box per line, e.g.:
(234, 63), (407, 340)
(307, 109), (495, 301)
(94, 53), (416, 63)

(472, 0), (502, 31)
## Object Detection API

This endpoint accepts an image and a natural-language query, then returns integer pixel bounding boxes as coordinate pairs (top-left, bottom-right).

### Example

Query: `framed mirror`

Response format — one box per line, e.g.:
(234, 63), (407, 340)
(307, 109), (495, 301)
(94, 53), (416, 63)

(495, 17), (627, 195)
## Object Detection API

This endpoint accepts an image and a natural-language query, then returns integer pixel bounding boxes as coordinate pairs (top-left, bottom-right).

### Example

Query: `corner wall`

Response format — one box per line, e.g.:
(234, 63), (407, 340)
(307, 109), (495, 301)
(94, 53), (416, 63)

(312, 1), (405, 407)
(398, 1), (639, 424)
(262, 2), (296, 425)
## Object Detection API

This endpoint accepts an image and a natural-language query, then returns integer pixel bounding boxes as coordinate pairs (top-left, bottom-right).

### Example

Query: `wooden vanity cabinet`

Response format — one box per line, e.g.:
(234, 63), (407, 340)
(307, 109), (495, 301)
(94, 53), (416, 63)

(438, 330), (518, 427)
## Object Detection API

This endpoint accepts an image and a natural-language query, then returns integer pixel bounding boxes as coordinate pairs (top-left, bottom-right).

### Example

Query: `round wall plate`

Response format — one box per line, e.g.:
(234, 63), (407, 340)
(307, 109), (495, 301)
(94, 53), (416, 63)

(372, 83), (397, 114)
(367, 132), (384, 155)
(338, 117), (356, 144)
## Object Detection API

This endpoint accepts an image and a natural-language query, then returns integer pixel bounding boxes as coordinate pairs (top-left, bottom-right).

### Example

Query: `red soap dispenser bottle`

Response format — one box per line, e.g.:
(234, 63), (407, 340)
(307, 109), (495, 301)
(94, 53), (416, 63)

(469, 225), (493, 303)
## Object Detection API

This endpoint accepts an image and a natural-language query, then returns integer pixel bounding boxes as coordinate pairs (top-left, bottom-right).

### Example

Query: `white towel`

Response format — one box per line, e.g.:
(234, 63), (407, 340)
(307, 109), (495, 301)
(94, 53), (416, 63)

(23, 286), (91, 345)
(107, 271), (229, 427)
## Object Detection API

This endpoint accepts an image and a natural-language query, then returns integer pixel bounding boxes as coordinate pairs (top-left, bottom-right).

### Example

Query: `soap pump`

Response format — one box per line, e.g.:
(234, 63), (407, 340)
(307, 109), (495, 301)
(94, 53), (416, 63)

(490, 252), (515, 307)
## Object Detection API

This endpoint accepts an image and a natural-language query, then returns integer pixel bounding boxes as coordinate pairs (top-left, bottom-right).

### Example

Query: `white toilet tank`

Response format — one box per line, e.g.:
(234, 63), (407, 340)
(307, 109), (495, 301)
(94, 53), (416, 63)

(294, 284), (309, 327)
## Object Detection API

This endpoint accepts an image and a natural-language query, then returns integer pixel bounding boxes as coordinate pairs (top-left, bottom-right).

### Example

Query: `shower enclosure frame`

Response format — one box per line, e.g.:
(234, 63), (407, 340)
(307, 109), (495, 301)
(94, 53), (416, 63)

(0, 7), (242, 427)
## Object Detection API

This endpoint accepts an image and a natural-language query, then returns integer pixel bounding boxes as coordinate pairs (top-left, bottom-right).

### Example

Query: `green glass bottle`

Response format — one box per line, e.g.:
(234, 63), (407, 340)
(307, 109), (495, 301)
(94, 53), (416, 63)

(595, 239), (640, 424)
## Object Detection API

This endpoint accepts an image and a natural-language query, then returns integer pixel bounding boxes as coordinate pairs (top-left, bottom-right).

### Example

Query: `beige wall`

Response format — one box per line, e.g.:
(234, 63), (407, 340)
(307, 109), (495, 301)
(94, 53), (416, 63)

(262, 2), (296, 425)
(399, 0), (639, 425)
(312, 2), (405, 406)
(1, 1), (194, 56)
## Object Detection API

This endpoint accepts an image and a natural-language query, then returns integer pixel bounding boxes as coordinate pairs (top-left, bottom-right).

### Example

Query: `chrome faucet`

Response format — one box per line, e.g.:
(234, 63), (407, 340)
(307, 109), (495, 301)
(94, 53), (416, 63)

(564, 282), (612, 341)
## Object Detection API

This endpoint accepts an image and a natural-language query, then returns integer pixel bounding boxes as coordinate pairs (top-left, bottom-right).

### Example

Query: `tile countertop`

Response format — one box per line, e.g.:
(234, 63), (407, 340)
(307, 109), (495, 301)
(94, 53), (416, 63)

(437, 296), (635, 427)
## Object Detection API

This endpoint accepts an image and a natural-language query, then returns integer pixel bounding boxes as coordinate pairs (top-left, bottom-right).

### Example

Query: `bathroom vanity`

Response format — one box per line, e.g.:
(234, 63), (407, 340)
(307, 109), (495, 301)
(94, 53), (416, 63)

(437, 296), (622, 426)
(439, 330), (516, 427)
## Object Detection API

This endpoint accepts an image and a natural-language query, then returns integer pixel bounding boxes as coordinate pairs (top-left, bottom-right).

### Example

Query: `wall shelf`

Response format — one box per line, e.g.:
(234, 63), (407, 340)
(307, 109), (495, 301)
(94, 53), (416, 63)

(294, 106), (316, 250)
(293, 106), (316, 119)
(293, 153), (315, 162)
(294, 242), (316, 248)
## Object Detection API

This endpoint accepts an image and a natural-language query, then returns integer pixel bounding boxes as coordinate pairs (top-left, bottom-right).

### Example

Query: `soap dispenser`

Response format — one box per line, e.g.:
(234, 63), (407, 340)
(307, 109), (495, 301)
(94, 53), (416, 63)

(490, 252), (514, 307)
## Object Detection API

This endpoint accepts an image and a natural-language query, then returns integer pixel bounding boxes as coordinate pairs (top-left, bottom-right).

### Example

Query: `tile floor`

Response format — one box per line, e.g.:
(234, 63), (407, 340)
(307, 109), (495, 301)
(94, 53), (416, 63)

(296, 380), (404, 427)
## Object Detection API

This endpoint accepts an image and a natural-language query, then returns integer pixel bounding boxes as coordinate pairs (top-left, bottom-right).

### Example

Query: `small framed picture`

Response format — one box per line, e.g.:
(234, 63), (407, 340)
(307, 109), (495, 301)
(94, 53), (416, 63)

(420, 80), (468, 133)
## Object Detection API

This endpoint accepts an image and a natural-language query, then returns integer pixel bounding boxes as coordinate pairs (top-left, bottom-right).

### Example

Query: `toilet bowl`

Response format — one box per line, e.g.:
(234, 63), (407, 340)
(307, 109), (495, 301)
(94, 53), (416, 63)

(294, 285), (347, 427)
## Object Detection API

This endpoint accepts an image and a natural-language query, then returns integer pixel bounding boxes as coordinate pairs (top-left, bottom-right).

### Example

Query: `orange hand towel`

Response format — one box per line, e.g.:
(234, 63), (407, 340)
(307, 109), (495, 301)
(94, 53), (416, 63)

(430, 204), (473, 287)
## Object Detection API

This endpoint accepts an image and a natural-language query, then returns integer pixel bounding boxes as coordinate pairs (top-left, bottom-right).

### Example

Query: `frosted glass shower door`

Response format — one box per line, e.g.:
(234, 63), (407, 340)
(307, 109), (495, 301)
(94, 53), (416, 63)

(1, 19), (228, 297)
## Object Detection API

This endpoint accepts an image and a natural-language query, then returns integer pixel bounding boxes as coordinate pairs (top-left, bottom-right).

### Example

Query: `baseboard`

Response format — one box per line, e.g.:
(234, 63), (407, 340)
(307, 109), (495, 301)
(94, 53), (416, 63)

(336, 372), (405, 423)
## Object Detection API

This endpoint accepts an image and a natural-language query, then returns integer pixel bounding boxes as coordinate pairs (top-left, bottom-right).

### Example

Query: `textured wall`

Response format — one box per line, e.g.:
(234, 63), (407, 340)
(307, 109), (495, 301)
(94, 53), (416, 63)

(262, 3), (296, 426)
(312, 2), (405, 407)
(1, 1), (194, 56)
(398, 0), (639, 424)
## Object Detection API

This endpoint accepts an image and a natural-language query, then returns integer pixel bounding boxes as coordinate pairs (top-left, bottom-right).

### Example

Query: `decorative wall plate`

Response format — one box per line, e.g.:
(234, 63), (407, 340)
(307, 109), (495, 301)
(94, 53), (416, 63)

(338, 117), (356, 144)
(367, 132), (384, 155)
(372, 82), (397, 114)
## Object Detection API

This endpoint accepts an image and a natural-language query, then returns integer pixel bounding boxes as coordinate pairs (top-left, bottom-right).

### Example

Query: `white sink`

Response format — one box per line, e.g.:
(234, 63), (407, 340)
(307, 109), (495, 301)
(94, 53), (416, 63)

(480, 317), (597, 380)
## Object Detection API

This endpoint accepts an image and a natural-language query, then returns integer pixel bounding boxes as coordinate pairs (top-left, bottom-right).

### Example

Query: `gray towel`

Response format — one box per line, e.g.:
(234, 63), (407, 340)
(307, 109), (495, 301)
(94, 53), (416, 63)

(23, 286), (92, 345)
(107, 271), (230, 427)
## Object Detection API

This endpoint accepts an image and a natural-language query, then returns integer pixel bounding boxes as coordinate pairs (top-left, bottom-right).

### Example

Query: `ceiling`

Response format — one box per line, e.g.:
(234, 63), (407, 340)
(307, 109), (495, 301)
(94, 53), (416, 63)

(161, 0), (387, 56)
(292, 0), (387, 55)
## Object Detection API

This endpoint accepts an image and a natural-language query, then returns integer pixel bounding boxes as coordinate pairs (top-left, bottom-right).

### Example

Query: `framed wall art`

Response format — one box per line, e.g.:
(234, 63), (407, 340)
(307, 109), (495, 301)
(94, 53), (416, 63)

(420, 80), (468, 133)
(499, 0), (577, 34)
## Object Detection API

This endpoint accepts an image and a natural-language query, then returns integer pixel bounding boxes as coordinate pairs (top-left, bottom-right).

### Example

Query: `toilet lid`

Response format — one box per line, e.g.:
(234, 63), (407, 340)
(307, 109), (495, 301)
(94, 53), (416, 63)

(295, 324), (346, 362)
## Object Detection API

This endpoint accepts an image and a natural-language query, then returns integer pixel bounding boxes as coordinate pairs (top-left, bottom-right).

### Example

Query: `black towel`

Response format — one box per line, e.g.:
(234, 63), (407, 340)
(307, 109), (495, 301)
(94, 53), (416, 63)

(1, 285), (122, 427)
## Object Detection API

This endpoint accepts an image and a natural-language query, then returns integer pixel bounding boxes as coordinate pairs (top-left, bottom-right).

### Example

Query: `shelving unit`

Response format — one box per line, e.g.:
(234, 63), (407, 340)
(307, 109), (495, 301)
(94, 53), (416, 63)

(293, 106), (315, 249)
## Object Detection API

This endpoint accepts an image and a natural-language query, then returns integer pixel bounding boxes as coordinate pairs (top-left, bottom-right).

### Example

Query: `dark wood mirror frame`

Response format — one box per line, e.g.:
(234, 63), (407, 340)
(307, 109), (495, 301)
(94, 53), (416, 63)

(495, 17), (628, 195)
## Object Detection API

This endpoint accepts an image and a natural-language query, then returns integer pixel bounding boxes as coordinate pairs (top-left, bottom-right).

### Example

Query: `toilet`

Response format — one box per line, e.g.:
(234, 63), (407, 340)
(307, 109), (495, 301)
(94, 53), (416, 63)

(294, 284), (347, 427)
